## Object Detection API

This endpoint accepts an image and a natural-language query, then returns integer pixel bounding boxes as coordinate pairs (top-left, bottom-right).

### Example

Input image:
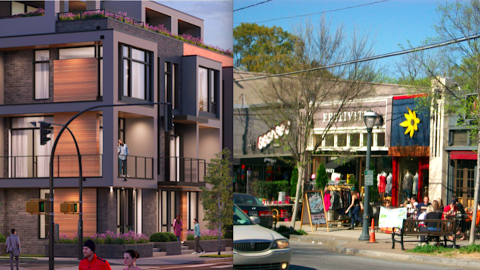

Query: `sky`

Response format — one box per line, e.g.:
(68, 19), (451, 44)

(233, 0), (457, 75)
(157, 1), (233, 52)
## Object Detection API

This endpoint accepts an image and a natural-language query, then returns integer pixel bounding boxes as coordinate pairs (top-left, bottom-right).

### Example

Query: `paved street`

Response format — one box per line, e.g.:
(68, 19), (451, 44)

(0, 261), (233, 270)
(289, 241), (467, 270)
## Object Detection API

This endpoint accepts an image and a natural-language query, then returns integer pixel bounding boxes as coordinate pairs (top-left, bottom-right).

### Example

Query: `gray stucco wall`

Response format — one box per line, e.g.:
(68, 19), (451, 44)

(142, 189), (157, 236)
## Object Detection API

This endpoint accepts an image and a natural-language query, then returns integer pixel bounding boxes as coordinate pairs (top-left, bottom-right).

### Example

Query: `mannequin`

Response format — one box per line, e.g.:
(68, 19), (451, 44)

(412, 171), (419, 196)
(403, 170), (413, 200)
(378, 171), (387, 201)
(386, 173), (393, 196)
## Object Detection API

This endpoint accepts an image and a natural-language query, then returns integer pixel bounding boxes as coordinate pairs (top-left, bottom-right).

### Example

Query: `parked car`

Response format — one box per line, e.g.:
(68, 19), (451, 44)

(233, 193), (273, 228)
(233, 204), (291, 270)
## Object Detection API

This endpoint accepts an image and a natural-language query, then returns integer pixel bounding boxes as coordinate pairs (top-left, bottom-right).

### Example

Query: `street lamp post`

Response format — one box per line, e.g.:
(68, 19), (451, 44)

(359, 110), (377, 241)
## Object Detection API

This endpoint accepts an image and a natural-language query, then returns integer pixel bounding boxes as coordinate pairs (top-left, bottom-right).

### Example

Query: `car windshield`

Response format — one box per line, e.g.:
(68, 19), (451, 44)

(234, 205), (254, 225)
(233, 194), (263, 205)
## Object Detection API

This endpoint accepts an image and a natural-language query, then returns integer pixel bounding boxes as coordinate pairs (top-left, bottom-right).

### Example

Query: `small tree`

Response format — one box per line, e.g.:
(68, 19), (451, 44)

(200, 148), (233, 255)
(315, 163), (328, 190)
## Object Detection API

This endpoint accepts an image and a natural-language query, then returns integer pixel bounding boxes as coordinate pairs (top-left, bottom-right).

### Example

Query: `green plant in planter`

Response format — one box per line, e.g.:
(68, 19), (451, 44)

(187, 233), (195, 241)
(164, 232), (177, 242)
(150, 232), (170, 242)
(0, 232), (6, 243)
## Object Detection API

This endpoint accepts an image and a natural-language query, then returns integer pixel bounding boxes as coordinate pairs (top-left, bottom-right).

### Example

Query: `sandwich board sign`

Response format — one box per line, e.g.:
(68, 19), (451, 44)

(300, 190), (329, 233)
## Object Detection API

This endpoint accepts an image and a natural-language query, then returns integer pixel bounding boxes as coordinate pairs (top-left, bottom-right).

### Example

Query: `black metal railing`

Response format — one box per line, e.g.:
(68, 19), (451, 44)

(118, 155), (154, 180)
(0, 154), (102, 178)
(160, 156), (207, 183)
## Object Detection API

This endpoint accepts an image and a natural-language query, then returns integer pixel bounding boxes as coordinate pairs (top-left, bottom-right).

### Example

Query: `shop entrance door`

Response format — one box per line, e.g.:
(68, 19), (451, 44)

(453, 160), (476, 207)
(398, 157), (418, 204)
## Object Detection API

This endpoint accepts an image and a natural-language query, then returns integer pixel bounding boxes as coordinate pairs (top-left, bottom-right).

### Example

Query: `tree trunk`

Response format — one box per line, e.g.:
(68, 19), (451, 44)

(218, 196), (221, 255)
(290, 164), (304, 229)
(468, 138), (480, 245)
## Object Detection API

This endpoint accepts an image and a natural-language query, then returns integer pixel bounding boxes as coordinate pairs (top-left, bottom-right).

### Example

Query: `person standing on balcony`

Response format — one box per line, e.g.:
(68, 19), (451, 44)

(192, 218), (205, 254)
(5, 229), (20, 270)
(118, 139), (129, 177)
(173, 214), (183, 242)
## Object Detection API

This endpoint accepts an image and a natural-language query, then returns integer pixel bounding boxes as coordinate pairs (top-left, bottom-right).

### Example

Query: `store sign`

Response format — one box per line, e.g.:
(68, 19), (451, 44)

(315, 100), (388, 129)
(257, 121), (291, 150)
(321, 111), (366, 123)
(365, 170), (373, 186)
(326, 168), (335, 173)
(378, 207), (407, 229)
(399, 107), (420, 138)
(264, 158), (277, 164)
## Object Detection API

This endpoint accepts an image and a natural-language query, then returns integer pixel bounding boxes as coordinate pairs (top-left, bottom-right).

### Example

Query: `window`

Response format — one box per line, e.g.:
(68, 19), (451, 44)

(362, 133), (368, 147)
(453, 130), (468, 146)
(165, 62), (179, 109)
(34, 50), (49, 100)
(187, 191), (198, 230)
(121, 45), (151, 101)
(11, 1), (39, 15)
(325, 134), (334, 147)
(350, 134), (360, 147)
(337, 134), (347, 147)
(198, 67), (218, 114)
(377, 133), (385, 147)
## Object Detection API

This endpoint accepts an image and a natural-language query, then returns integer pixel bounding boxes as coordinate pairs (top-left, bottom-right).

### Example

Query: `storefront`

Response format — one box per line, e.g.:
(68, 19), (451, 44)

(389, 95), (430, 206)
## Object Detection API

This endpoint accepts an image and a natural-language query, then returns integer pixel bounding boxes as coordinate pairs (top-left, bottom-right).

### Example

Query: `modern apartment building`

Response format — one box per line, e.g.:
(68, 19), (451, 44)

(0, 0), (232, 254)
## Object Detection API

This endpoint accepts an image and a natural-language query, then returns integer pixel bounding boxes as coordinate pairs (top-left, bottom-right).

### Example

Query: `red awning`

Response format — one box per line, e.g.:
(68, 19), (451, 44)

(450, 151), (477, 160)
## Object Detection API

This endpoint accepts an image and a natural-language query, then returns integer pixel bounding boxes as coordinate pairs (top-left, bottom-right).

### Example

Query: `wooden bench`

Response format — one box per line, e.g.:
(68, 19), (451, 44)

(392, 219), (457, 250)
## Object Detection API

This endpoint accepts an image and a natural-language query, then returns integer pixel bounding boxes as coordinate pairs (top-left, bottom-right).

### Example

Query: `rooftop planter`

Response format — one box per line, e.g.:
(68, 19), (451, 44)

(58, 9), (232, 57)
(0, 8), (45, 19)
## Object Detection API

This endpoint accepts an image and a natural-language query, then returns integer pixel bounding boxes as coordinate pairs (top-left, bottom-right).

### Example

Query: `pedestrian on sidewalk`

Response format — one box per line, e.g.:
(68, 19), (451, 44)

(345, 190), (363, 230)
(124, 250), (141, 270)
(173, 214), (183, 242)
(79, 239), (112, 270)
(5, 228), (20, 270)
(193, 218), (205, 254)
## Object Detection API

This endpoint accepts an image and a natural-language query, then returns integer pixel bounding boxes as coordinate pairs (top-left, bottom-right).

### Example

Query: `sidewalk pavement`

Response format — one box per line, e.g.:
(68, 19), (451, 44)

(280, 221), (480, 269)
(0, 251), (233, 266)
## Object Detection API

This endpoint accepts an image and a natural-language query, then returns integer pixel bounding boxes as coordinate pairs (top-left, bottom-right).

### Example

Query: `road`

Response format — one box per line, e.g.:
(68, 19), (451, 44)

(289, 241), (466, 270)
(0, 261), (233, 270)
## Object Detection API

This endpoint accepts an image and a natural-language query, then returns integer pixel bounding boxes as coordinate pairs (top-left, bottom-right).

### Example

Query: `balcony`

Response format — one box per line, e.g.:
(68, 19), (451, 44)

(118, 155), (154, 180)
(0, 154), (102, 178)
(160, 156), (207, 185)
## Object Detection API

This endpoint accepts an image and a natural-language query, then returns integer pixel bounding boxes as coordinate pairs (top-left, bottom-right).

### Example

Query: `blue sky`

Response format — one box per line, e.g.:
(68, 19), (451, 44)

(233, 0), (456, 74)
(157, 1), (233, 51)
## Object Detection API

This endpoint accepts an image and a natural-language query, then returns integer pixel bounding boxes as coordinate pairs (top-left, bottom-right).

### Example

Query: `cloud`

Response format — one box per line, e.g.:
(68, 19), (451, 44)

(156, 1), (233, 51)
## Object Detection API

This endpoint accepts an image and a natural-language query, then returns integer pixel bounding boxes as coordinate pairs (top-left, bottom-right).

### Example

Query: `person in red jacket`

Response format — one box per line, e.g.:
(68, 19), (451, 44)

(79, 239), (112, 270)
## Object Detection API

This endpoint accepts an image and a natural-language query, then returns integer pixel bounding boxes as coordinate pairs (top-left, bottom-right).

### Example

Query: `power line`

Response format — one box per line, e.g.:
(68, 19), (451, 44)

(234, 0), (388, 24)
(234, 33), (480, 82)
(234, 0), (274, 12)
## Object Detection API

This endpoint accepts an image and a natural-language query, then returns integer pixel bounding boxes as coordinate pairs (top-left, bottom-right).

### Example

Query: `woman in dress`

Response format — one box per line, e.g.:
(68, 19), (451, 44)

(173, 214), (183, 242)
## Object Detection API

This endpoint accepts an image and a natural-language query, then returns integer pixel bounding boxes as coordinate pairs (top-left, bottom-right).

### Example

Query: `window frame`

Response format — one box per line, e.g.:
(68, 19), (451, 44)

(33, 49), (50, 100)
(120, 44), (152, 102)
(198, 66), (218, 115)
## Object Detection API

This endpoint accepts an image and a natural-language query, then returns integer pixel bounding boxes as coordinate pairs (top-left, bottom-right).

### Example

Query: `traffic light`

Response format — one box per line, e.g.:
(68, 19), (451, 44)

(39, 121), (53, 145)
(60, 202), (78, 214)
(164, 103), (173, 131)
(26, 199), (50, 214)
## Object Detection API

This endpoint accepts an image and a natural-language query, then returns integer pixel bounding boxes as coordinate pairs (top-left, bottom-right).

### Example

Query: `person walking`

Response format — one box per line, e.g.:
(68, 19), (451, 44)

(173, 214), (183, 242)
(118, 139), (129, 177)
(345, 190), (363, 230)
(192, 218), (205, 254)
(79, 239), (112, 270)
(123, 250), (141, 270)
(5, 229), (20, 270)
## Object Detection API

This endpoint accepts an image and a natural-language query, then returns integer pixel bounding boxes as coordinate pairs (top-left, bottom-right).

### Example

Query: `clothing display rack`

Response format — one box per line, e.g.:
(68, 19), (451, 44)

(325, 184), (355, 226)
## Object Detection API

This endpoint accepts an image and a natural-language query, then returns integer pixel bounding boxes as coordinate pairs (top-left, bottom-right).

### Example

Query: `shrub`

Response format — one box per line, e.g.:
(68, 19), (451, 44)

(164, 232), (177, 242)
(54, 231), (148, 245)
(150, 232), (170, 242)
(276, 225), (289, 233)
(186, 232), (195, 241)
(0, 233), (6, 243)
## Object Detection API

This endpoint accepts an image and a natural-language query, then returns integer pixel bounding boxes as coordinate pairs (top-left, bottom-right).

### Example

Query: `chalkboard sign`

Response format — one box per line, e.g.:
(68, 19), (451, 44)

(300, 191), (329, 232)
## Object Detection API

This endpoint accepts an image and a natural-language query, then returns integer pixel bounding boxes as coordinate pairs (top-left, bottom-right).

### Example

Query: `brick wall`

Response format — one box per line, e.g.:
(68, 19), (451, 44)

(4, 49), (56, 105)
(97, 188), (117, 233)
(0, 189), (48, 255)
(142, 189), (157, 237)
(56, 19), (108, 33)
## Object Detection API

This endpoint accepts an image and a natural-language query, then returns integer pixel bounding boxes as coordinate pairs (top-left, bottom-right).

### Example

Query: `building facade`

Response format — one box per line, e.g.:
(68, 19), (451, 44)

(0, 0), (232, 254)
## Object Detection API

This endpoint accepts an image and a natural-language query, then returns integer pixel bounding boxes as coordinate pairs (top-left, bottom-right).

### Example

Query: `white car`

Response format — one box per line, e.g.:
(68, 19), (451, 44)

(233, 204), (291, 270)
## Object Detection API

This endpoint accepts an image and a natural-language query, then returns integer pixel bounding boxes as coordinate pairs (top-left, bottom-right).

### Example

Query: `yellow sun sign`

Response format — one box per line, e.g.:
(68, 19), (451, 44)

(399, 107), (420, 138)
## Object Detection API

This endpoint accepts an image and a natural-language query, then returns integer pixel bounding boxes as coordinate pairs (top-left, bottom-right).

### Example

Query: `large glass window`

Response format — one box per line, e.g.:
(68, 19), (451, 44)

(187, 191), (198, 230)
(350, 133), (360, 147)
(377, 133), (385, 147)
(34, 50), (49, 100)
(121, 45), (151, 101)
(337, 134), (347, 147)
(325, 134), (334, 147)
(198, 67), (218, 114)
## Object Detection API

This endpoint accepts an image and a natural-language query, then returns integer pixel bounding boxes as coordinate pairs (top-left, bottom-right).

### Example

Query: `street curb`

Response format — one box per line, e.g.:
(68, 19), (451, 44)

(0, 257), (233, 266)
(292, 235), (480, 269)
